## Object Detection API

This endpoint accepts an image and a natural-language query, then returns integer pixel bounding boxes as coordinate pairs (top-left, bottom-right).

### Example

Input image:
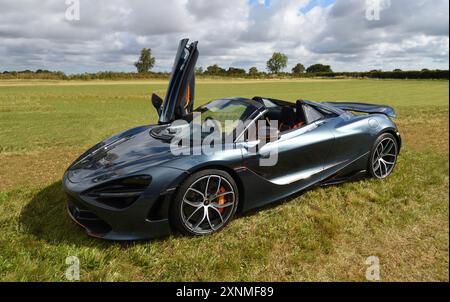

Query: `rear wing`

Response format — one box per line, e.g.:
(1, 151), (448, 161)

(325, 102), (397, 118)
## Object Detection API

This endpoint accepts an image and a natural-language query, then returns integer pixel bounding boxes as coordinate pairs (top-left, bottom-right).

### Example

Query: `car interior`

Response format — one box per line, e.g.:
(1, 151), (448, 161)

(252, 97), (327, 135)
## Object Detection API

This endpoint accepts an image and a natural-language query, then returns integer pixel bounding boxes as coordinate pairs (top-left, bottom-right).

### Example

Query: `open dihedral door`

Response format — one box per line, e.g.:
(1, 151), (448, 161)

(158, 39), (198, 124)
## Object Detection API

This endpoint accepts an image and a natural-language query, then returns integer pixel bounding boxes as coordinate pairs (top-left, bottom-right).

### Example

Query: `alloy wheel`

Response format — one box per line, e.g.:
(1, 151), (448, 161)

(372, 137), (398, 178)
(180, 175), (236, 234)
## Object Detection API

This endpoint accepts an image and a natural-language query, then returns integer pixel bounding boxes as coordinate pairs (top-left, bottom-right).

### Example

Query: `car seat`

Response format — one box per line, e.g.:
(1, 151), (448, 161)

(279, 106), (296, 132)
(294, 100), (307, 128)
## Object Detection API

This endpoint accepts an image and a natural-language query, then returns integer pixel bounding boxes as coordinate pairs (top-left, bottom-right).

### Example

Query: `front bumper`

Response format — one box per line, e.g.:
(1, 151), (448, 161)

(63, 166), (188, 240)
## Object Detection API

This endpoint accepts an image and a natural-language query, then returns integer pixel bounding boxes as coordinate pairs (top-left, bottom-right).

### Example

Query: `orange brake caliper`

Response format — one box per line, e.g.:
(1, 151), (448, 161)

(218, 186), (226, 213)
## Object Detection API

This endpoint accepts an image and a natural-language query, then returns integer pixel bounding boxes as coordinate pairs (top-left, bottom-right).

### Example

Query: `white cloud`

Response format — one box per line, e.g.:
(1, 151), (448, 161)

(0, 0), (448, 73)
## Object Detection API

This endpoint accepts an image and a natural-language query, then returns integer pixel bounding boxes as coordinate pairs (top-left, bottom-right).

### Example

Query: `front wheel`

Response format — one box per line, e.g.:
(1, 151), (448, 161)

(368, 133), (399, 179)
(170, 169), (239, 236)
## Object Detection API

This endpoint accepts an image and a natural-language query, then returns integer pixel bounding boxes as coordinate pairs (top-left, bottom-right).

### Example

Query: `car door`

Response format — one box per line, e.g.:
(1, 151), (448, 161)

(241, 118), (335, 190)
(159, 39), (198, 124)
(318, 113), (375, 178)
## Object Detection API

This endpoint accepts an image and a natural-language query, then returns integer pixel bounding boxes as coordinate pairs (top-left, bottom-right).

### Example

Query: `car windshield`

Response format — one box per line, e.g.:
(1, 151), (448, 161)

(186, 98), (259, 139)
(152, 99), (260, 142)
(193, 99), (258, 132)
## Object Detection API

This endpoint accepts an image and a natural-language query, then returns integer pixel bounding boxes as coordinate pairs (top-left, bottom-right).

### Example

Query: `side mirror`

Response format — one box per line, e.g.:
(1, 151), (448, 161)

(151, 93), (163, 116)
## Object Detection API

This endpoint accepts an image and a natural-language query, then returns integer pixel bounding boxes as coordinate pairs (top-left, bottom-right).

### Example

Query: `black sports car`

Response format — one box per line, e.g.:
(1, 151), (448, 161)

(63, 39), (401, 240)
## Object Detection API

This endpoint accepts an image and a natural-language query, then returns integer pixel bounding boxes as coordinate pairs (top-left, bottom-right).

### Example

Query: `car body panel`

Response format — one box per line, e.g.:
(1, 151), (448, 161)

(242, 120), (335, 186)
(65, 165), (188, 240)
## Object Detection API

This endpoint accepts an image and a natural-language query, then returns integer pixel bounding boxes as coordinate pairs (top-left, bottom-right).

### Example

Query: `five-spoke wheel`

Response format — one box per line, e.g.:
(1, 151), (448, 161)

(369, 133), (398, 179)
(170, 169), (238, 235)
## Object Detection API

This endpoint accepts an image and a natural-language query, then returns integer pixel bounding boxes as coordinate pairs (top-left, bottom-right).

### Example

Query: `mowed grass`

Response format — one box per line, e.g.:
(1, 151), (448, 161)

(0, 79), (448, 281)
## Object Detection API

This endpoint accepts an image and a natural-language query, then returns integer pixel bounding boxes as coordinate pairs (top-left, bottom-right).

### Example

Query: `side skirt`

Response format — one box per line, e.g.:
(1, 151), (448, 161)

(319, 170), (367, 186)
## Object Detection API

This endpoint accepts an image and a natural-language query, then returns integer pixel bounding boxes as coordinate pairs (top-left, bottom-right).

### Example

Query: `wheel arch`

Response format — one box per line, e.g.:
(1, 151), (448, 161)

(379, 128), (401, 152)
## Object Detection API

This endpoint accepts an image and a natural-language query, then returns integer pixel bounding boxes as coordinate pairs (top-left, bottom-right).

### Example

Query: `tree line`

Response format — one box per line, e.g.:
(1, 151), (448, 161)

(1, 68), (447, 80)
(130, 48), (449, 79)
(0, 48), (448, 80)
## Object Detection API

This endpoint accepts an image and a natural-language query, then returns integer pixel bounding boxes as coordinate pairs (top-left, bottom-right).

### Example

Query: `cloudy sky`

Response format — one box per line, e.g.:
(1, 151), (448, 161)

(0, 0), (448, 73)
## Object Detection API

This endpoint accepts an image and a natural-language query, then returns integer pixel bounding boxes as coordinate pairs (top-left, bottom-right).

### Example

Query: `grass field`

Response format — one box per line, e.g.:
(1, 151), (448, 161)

(0, 78), (448, 281)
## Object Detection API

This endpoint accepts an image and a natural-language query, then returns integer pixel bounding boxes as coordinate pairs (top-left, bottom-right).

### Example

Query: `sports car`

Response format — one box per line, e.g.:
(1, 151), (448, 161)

(63, 39), (401, 240)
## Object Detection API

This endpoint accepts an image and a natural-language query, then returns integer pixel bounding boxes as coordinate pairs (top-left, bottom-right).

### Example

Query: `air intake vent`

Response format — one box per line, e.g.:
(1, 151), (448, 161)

(83, 175), (151, 209)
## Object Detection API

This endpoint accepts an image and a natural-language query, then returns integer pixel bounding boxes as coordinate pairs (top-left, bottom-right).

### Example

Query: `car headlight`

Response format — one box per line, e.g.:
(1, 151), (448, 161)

(83, 175), (151, 209)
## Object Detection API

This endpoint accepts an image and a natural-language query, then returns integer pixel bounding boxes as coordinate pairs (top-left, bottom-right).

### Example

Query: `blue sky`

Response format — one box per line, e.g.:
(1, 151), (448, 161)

(248, 0), (335, 12)
(300, 0), (335, 13)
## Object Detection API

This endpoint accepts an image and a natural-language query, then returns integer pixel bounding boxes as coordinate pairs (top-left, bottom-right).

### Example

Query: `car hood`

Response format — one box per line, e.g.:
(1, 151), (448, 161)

(66, 126), (182, 183)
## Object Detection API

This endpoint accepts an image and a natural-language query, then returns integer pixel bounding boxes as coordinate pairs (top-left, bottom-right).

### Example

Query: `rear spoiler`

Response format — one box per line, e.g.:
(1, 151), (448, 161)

(325, 102), (397, 118)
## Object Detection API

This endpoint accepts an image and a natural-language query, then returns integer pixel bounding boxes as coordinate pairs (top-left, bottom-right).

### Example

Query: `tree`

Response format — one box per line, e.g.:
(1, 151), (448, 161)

(134, 48), (155, 73)
(227, 67), (246, 76)
(393, 69), (402, 72)
(291, 63), (305, 75)
(204, 64), (226, 76)
(266, 52), (288, 74)
(248, 67), (259, 76)
(306, 64), (333, 73)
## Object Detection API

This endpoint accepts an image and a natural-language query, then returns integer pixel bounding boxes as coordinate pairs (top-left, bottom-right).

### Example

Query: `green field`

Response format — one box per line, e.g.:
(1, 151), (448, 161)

(0, 79), (448, 281)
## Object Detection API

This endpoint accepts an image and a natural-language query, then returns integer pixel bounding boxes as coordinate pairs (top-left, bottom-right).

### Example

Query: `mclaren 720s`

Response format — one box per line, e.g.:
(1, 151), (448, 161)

(63, 39), (401, 240)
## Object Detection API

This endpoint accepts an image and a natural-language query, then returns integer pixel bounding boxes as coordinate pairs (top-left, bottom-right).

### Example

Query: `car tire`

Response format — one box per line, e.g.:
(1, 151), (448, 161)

(368, 133), (399, 179)
(170, 169), (239, 236)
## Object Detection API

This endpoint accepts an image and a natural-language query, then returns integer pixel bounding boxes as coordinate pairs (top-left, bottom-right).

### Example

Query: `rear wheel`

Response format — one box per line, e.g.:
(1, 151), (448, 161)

(170, 169), (239, 236)
(368, 133), (398, 179)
